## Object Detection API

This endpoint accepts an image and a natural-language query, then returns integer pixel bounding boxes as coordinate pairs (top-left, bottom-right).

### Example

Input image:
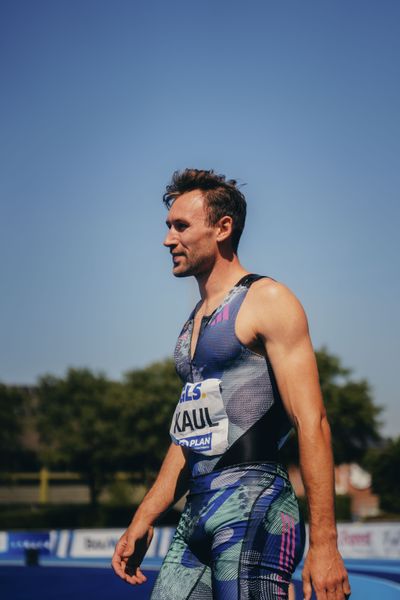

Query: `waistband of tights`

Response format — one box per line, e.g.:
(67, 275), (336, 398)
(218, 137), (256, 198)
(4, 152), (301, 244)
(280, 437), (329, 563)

(189, 461), (289, 491)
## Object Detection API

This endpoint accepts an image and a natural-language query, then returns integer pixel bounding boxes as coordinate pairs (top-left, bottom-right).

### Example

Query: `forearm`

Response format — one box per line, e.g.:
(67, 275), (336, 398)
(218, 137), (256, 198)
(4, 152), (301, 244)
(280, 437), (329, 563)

(297, 414), (338, 546)
(132, 443), (189, 527)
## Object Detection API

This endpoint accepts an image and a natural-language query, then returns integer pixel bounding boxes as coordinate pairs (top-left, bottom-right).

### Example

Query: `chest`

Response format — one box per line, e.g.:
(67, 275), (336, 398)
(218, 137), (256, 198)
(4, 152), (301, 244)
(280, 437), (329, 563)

(174, 290), (261, 381)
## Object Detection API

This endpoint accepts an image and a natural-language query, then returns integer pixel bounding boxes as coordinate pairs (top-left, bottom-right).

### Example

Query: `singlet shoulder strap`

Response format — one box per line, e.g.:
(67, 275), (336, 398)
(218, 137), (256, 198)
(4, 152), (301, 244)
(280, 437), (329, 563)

(187, 274), (274, 321)
(235, 273), (274, 289)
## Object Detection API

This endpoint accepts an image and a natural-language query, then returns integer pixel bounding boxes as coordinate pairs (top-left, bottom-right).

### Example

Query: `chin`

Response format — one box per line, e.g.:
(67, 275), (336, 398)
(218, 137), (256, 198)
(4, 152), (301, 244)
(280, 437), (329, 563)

(173, 268), (193, 278)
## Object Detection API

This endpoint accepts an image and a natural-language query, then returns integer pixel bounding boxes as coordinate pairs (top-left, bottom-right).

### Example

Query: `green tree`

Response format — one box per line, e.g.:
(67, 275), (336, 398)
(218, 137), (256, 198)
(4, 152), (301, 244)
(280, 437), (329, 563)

(36, 361), (183, 503)
(366, 437), (400, 513)
(120, 359), (182, 481)
(281, 347), (382, 465)
(0, 383), (29, 471)
(36, 369), (127, 505)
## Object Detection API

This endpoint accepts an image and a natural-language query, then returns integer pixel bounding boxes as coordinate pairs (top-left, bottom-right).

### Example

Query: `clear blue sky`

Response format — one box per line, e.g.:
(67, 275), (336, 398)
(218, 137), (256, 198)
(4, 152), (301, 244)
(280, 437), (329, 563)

(1, 0), (399, 436)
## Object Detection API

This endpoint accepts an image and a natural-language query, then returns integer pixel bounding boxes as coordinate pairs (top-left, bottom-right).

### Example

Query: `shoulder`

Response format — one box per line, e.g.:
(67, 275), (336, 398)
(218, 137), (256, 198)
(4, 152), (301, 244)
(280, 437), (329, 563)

(247, 276), (304, 311)
(246, 277), (309, 339)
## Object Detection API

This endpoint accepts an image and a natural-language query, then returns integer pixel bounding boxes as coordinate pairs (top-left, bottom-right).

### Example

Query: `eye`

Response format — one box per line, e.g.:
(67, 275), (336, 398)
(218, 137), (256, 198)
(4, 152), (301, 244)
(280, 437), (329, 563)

(175, 221), (188, 232)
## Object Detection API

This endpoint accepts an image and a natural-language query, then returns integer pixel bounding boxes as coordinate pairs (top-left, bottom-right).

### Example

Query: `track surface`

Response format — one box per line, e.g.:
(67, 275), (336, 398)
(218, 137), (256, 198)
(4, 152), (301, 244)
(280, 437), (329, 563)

(1, 562), (399, 600)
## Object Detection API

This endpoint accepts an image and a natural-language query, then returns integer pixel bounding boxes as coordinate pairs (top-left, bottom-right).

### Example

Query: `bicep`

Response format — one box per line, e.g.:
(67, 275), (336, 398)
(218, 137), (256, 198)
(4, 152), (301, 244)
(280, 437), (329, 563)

(267, 332), (326, 430)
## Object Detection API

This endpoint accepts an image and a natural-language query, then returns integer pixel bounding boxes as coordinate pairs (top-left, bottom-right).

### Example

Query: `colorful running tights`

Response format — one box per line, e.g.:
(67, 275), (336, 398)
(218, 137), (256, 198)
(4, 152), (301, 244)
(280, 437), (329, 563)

(151, 463), (305, 600)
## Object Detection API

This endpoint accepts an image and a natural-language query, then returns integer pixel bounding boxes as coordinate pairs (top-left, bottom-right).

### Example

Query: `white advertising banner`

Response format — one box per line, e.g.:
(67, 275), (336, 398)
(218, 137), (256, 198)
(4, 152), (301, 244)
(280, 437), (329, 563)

(69, 527), (175, 560)
(336, 523), (400, 559)
(0, 532), (8, 553)
(69, 529), (124, 558)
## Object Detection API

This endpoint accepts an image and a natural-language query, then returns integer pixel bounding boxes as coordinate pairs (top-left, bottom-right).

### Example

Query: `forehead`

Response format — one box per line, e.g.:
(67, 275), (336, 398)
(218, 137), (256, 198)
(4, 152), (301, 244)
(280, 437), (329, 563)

(167, 190), (207, 222)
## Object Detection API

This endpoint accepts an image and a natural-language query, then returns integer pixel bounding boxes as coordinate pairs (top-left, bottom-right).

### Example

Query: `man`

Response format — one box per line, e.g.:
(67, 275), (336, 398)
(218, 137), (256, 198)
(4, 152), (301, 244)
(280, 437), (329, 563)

(112, 169), (351, 600)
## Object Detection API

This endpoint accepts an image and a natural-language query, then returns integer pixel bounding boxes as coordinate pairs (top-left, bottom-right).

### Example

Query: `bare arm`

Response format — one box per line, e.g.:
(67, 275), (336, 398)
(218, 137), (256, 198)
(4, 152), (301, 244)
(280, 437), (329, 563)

(132, 442), (189, 525)
(250, 280), (351, 600)
(112, 442), (189, 585)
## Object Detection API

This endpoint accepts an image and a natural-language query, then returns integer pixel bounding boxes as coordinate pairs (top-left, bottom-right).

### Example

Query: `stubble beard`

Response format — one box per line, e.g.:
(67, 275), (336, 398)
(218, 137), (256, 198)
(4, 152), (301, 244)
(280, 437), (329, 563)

(172, 252), (214, 279)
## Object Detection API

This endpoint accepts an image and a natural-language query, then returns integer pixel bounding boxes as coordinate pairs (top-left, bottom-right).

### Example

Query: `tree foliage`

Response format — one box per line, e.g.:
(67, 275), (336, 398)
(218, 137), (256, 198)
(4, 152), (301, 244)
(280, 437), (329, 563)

(366, 437), (400, 513)
(120, 359), (182, 477)
(35, 361), (182, 503)
(0, 383), (28, 470)
(36, 369), (127, 505)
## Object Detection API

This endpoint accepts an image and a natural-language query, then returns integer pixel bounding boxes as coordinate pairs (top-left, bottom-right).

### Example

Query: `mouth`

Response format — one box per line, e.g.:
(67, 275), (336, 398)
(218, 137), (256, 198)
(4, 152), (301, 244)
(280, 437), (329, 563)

(172, 253), (185, 265)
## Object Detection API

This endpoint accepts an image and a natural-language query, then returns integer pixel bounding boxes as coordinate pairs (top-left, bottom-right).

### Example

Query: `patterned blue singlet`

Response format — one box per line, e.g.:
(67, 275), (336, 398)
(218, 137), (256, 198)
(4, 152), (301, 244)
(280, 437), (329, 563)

(151, 275), (305, 600)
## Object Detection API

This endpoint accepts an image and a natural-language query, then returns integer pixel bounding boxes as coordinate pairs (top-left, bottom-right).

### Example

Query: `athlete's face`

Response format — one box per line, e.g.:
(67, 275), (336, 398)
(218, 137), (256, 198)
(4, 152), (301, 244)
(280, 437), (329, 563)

(164, 190), (219, 278)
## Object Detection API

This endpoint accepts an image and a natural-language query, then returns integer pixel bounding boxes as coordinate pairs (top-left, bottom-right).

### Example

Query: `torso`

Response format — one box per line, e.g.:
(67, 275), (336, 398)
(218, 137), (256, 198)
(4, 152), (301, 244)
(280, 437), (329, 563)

(173, 274), (292, 477)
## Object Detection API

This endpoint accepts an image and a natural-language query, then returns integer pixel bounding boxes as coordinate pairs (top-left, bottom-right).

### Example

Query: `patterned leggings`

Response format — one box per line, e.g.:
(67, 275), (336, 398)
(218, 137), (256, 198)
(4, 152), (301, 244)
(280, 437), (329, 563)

(151, 463), (305, 600)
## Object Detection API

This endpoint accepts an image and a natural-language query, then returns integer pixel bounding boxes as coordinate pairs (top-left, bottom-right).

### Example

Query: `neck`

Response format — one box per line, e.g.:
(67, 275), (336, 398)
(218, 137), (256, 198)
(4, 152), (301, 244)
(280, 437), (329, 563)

(195, 254), (249, 306)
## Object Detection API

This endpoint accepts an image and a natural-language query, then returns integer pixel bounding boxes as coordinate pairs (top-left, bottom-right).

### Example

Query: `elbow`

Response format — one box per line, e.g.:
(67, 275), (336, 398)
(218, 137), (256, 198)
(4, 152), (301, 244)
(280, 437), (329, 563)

(294, 408), (331, 439)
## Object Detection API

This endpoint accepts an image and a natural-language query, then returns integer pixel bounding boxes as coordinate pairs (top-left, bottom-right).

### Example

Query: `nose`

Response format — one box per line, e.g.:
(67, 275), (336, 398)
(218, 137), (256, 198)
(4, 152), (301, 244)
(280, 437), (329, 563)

(163, 228), (177, 248)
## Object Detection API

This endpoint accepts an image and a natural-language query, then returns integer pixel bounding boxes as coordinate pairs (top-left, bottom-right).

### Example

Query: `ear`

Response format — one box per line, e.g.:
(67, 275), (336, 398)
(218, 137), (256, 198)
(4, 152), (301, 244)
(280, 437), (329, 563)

(216, 216), (233, 243)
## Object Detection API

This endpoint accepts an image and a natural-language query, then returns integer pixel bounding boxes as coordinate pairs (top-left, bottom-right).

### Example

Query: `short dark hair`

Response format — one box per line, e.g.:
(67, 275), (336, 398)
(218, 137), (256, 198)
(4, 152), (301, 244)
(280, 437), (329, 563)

(163, 169), (247, 253)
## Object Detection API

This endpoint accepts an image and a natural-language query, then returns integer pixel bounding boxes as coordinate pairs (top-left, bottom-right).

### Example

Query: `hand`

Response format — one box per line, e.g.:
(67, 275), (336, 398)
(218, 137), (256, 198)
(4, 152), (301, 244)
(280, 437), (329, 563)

(111, 523), (154, 585)
(302, 545), (351, 600)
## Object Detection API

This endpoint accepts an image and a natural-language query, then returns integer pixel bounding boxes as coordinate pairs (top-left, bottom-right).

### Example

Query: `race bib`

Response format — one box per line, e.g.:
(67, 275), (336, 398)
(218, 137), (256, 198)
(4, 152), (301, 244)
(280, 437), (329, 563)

(169, 379), (229, 456)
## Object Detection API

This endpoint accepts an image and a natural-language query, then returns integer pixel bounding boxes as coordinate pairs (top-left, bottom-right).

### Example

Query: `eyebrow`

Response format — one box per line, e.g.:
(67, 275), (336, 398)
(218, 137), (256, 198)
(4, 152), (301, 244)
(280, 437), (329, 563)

(165, 218), (189, 226)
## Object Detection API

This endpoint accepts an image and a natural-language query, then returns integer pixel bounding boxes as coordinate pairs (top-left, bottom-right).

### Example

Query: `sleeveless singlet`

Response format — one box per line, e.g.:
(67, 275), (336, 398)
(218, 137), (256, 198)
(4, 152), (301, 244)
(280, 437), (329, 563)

(173, 274), (293, 477)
